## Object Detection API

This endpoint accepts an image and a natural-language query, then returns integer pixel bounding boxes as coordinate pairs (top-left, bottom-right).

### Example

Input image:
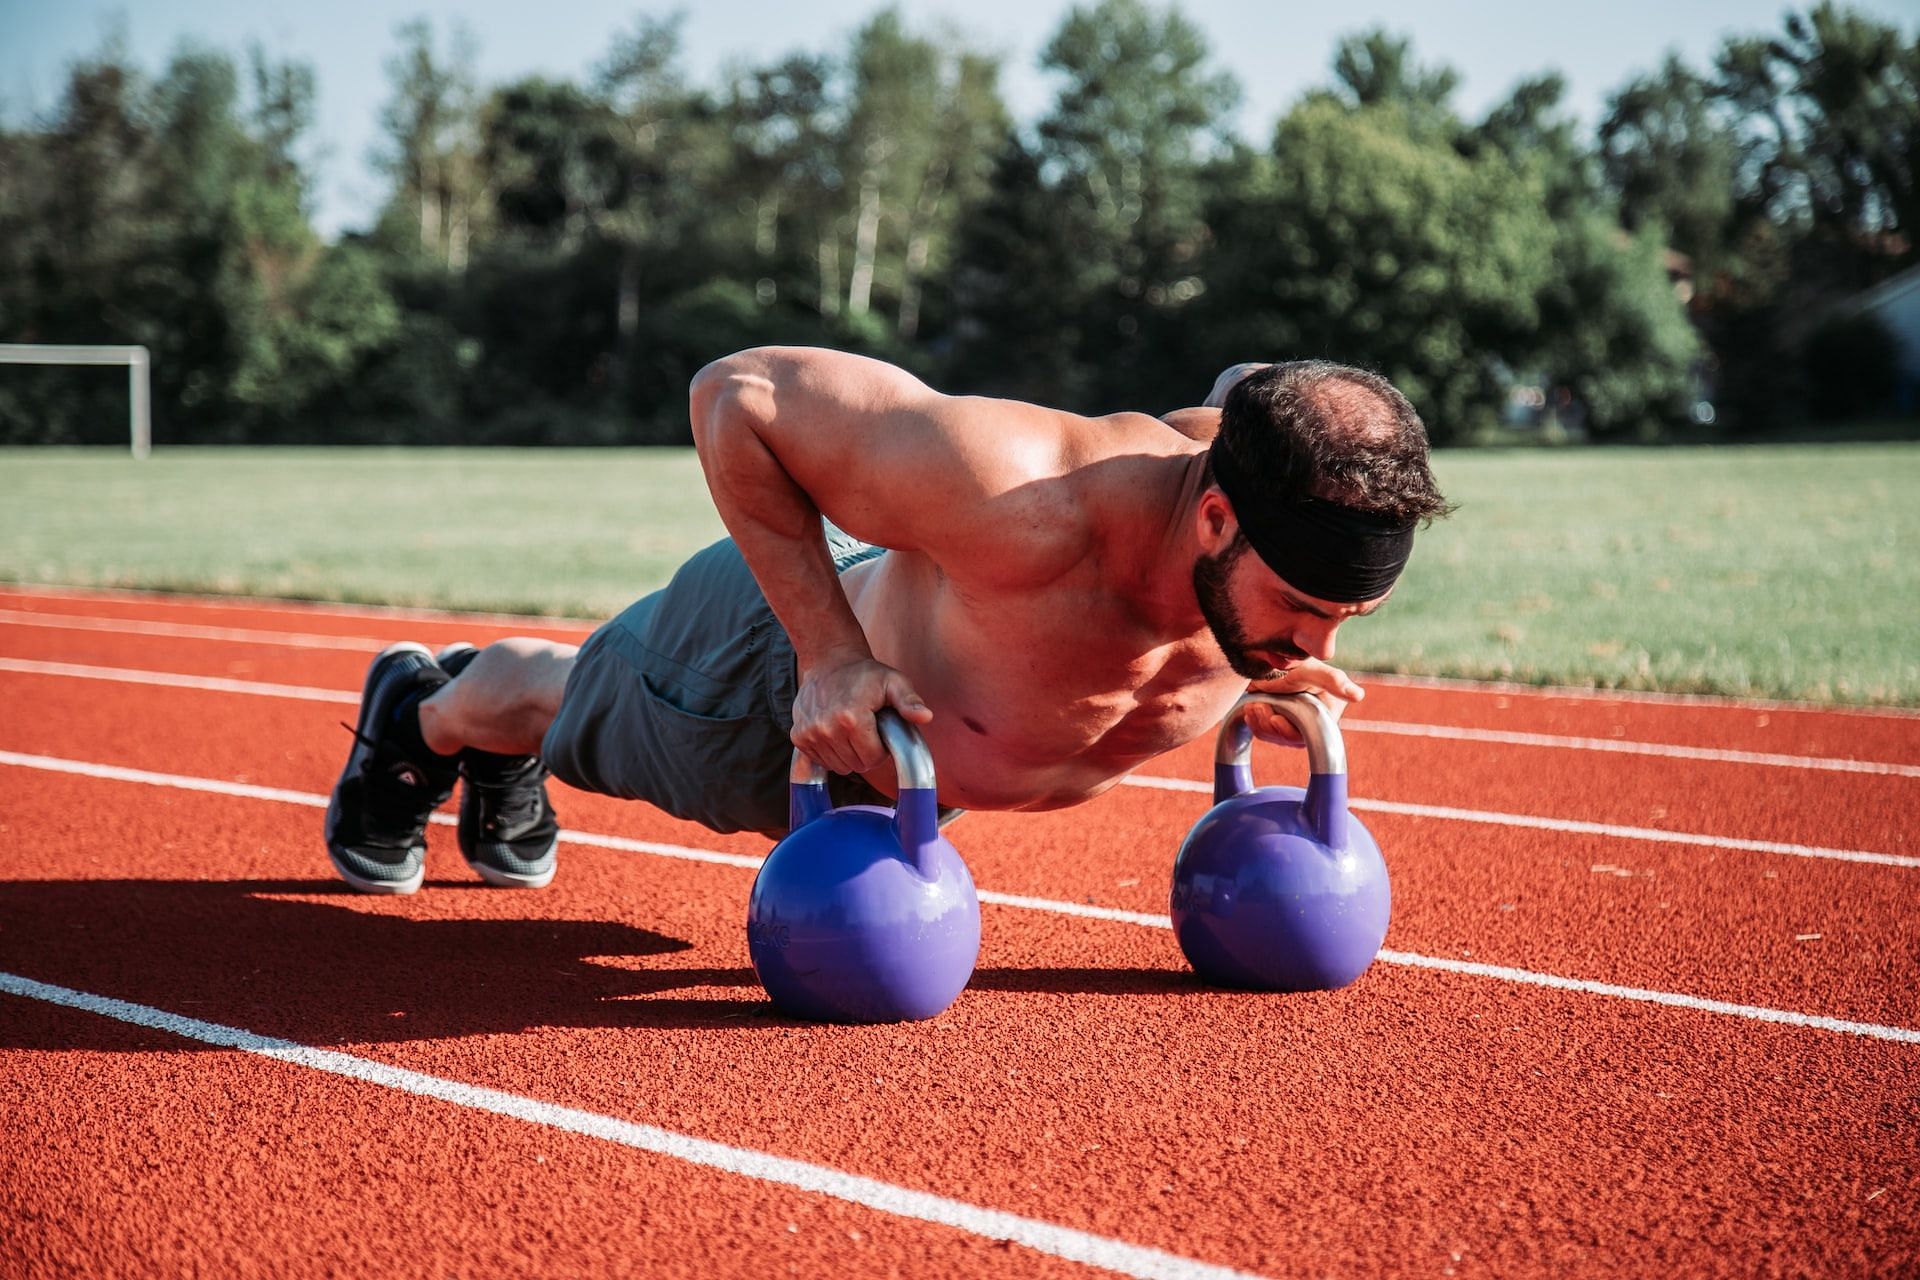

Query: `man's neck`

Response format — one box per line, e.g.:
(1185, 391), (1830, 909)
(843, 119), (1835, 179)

(1125, 450), (1212, 640)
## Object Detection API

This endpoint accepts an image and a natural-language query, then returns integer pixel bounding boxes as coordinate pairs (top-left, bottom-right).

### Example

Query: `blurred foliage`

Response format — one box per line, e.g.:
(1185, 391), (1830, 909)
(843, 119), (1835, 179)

(1, 1), (1915, 446)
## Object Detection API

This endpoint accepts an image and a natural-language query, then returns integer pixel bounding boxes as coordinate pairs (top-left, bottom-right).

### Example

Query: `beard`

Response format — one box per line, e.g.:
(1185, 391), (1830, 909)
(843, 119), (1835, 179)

(1192, 536), (1306, 681)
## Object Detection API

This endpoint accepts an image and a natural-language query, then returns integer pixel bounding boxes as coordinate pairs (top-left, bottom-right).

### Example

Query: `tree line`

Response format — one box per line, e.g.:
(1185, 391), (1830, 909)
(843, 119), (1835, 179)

(1, 0), (1913, 446)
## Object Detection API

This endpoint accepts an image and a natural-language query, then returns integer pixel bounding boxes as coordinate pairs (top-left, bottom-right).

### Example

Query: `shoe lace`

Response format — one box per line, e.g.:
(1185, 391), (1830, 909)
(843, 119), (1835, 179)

(339, 721), (446, 834)
(476, 779), (541, 834)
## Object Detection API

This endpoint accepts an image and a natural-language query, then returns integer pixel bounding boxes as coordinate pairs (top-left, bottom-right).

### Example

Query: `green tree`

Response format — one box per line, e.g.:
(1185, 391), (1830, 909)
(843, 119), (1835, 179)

(1599, 55), (1743, 274)
(952, 0), (1236, 409)
(0, 41), (394, 442)
(1326, 29), (1461, 140)
(713, 54), (840, 309)
(1718, 3), (1919, 272)
(372, 18), (488, 269)
(1198, 97), (1555, 442)
(1469, 72), (1597, 217)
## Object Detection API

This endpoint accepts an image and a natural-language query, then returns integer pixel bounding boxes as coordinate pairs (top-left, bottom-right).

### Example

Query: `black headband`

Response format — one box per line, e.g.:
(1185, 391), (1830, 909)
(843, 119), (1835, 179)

(1209, 443), (1416, 603)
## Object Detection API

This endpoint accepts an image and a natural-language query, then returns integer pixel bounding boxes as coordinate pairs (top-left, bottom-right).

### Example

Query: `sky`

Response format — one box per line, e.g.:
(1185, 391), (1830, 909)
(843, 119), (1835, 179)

(4, 0), (1915, 239)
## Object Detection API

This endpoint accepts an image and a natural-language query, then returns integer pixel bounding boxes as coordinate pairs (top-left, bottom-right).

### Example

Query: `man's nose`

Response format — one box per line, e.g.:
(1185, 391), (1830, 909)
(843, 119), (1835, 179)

(1295, 621), (1338, 662)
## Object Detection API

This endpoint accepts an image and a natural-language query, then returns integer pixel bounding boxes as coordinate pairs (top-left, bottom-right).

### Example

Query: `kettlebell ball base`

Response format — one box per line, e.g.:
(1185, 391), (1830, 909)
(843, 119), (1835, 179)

(749, 711), (982, 1024)
(1171, 693), (1392, 993)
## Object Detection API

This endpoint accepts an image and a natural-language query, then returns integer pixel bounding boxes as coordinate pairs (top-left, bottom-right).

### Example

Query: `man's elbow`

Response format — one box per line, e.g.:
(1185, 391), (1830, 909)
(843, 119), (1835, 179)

(689, 353), (778, 456)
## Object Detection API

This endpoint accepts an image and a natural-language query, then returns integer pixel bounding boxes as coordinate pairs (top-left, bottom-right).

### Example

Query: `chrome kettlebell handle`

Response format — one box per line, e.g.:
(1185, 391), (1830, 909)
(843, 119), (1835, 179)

(789, 709), (936, 791)
(1215, 692), (1347, 776)
(1212, 692), (1351, 848)
(788, 710), (943, 871)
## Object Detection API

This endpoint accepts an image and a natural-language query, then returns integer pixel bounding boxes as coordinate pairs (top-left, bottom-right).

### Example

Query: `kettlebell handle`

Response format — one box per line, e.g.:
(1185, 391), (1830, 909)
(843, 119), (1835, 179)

(788, 710), (942, 871)
(1213, 692), (1351, 849)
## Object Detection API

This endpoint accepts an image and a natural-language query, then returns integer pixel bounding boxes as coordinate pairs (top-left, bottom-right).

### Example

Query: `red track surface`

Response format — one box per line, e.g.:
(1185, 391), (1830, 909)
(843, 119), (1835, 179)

(2, 586), (1916, 1278)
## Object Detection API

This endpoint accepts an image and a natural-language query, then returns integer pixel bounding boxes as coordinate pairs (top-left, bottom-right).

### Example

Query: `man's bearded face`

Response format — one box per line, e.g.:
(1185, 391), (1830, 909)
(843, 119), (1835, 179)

(1192, 536), (1309, 681)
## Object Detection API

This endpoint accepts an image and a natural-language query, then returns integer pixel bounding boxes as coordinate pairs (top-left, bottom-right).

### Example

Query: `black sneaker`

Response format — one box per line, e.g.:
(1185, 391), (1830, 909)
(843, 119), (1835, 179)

(325, 643), (459, 894)
(437, 644), (560, 889)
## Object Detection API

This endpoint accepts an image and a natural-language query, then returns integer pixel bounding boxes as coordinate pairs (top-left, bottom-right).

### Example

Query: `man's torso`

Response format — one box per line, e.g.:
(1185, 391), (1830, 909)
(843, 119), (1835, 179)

(839, 414), (1247, 811)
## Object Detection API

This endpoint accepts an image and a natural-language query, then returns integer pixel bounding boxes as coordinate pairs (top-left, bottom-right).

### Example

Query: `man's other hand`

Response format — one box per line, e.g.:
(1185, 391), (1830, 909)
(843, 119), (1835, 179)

(791, 655), (934, 777)
(1244, 659), (1363, 748)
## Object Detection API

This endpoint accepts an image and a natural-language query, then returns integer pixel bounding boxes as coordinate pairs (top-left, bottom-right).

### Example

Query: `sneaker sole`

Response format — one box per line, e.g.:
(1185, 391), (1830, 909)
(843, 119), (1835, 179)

(464, 856), (558, 890)
(324, 641), (438, 895)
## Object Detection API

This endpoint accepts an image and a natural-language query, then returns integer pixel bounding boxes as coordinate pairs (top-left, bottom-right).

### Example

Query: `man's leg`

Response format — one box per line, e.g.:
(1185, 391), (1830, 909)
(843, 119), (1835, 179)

(324, 637), (576, 895)
(418, 638), (578, 757)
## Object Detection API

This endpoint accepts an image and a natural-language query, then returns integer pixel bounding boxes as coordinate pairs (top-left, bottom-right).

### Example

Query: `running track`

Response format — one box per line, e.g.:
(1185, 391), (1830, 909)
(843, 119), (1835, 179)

(1, 585), (1915, 1278)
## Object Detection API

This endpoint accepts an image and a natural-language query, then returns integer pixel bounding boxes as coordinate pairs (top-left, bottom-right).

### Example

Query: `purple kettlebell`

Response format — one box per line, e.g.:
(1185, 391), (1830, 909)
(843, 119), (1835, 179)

(747, 710), (980, 1023)
(1170, 692), (1390, 991)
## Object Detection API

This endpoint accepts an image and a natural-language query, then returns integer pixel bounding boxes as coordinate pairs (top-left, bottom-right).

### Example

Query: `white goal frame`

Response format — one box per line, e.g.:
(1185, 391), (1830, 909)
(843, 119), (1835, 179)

(0, 343), (152, 458)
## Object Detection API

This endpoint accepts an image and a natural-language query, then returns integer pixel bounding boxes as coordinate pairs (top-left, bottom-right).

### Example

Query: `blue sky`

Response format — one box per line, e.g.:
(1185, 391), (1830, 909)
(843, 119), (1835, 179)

(4, 0), (1913, 239)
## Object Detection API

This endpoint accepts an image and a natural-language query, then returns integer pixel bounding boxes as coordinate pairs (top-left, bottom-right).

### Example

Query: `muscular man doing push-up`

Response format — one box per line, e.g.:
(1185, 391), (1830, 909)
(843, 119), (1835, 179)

(323, 351), (1451, 893)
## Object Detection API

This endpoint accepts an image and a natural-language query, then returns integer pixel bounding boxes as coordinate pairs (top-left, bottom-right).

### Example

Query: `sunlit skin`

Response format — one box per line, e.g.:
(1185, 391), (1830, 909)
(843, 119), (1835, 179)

(421, 350), (1398, 814)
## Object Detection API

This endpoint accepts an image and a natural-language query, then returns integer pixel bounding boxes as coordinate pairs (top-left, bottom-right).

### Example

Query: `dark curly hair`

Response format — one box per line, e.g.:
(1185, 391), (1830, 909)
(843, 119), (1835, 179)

(1206, 361), (1455, 527)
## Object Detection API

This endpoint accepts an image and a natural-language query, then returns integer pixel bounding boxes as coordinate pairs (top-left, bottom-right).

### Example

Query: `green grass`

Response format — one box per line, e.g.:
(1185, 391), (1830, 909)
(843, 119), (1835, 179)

(3, 443), (1917, 705)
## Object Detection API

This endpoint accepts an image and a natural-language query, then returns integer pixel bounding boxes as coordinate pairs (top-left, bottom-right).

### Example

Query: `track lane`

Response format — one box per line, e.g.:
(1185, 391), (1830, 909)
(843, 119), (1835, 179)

(7, 585), (1919, 763)
(0, 588), (593, 647)
(9, 641), (1906, 863)
(2, 779), (1914, 1277)
(3, 673), (1916, 1026)
(1352, 678), (1920, 762)
(4, 644), (1916, 858)
(0, 996), (1106, 1280)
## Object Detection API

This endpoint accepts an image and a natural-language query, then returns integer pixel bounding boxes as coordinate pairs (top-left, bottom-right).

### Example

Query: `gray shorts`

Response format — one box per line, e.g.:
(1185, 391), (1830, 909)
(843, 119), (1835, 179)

(542, 530), (893, 837)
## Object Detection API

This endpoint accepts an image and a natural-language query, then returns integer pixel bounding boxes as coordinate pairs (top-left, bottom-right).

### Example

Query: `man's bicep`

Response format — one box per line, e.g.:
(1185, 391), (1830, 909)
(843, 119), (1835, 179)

(777, 387), (1078, 575)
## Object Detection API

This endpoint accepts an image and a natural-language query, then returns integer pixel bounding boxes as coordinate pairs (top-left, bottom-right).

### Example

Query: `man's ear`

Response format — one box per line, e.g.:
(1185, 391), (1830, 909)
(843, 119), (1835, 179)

(1196, 486), (1238, 554)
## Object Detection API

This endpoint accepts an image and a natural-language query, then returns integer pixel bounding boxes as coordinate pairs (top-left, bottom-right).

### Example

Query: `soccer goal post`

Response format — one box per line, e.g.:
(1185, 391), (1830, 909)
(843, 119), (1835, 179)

(0, 343), (153, 458)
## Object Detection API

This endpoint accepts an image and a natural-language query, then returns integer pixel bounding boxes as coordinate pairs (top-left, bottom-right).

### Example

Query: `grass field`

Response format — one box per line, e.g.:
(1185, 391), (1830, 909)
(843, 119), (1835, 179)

(3, 443), (1916, 705)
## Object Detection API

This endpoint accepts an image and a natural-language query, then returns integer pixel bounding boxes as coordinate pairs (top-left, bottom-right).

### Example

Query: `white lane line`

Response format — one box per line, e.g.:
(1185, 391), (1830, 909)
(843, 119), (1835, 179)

(0, 972), (1263, 1280)
(1375, 951), (1920, 1044)
(0, 608), (384, 651)
(1363, 670), (1920, 718)
(1117, 775), (1920, 870)
(10, 584), (1920, 719)
(1349, 718), (1920, 778)
(0, 584), (596, 630)
(6, 662), (1917, 867)
(5, 649), (1912, 868)
(4, 749), (1917, 1046)
(9, 626), (1918, 776)
(2, 654), (1913, 868)
(0, 658), (359, 703)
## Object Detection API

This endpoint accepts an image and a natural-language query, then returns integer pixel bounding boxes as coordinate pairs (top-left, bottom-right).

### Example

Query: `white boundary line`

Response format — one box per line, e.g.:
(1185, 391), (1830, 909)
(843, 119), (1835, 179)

(6, 581), (1917, 718)
(0, 970), (1265, 1280)
(1342, 717), (1920, 778)
(4, 749), (1916, 1045)
(0, 609), (384, 651)
(4, 661), (1913, 868)
(0, 584), (597, 631)
(1118, 775), (1919, 869)
(5, 653), (1916, 781)
(0, 657), (360, 702)
(1360, 670), (1920, 718)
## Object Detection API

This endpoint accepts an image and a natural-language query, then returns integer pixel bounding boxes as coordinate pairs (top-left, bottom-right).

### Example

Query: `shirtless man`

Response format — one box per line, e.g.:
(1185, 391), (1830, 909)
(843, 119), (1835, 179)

(322, 350), (1450, 894)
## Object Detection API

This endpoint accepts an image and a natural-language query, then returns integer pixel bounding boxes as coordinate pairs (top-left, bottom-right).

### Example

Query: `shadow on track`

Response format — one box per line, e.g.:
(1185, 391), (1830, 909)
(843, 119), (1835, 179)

(0, 880), (1253, 1050)
(0, 878), (769, 1048)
